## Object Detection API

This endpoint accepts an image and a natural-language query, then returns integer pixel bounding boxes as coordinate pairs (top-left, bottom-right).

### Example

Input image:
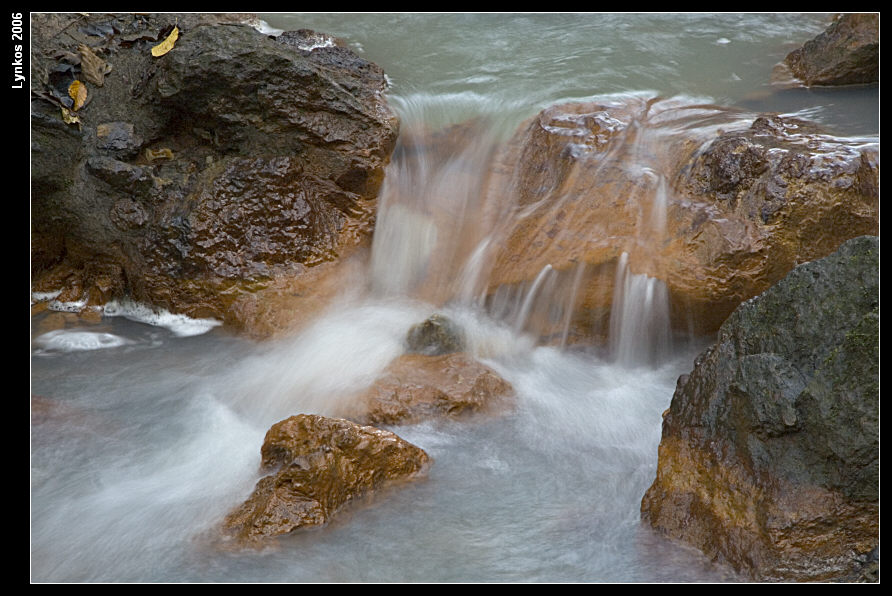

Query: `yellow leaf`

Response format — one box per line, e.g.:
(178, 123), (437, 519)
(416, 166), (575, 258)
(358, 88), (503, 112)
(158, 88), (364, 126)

(68, 80), (87, 111)
(61, 107), (81, 127)
(151, 26), (179, 57)
(145, 148), (174, 162)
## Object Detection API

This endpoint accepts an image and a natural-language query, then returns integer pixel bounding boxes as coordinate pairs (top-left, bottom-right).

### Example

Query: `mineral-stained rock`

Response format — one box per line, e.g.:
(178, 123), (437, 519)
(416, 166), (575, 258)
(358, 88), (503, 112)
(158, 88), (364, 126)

(783, 13), (879, 87)
(354, 352), (514, 426)
(223, 414), (430, 543)
(482, 97), (878, 339)
(30, 13), (398, 336)
(640, 236), (879, 582)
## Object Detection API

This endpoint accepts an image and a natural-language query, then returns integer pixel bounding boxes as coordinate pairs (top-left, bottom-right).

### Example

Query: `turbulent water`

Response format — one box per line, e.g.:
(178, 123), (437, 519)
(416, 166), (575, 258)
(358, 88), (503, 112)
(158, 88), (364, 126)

(31, 13), (877, 583)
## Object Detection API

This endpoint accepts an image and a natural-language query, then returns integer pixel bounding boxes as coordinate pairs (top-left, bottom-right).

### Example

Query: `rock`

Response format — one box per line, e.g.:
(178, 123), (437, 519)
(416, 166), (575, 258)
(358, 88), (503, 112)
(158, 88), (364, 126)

(783, 14), (879, 87)
(30, 13), (398, 336)
(640, 236), (879, 582)
(223, 414), (430, 543)
(668, 113), (878, 333)
(95, 121), (144, 159)
(406, 313), (465, 355)
(483, 97), (878, 340)
(353, 352), (514, 426)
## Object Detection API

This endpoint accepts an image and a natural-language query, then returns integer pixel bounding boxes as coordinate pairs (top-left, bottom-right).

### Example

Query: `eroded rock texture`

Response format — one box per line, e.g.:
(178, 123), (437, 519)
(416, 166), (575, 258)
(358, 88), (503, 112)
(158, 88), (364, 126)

(783, 13), (879, 87)
(31, 13), (398, 336)
(483, 97), (878, 339)
(640, 236), (879, 582)
(224, 414), (430, 543)
(355, 352), (514, 426)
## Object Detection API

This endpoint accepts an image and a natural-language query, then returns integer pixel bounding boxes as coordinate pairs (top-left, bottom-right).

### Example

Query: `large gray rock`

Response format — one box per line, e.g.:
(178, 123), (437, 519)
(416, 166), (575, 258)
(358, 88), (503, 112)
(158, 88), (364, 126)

(31, 13), (398, 335)
(641, 236), (879, 581)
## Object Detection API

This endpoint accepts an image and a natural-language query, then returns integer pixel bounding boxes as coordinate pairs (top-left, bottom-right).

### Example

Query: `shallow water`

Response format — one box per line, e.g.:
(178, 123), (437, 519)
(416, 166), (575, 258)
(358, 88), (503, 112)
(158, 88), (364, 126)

(31, 13), (877, 583)
(32, 309), (727, 582)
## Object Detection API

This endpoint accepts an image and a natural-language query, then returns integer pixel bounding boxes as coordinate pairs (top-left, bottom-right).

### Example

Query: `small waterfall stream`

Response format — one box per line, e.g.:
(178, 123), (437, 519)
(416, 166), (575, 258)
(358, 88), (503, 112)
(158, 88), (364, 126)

(31, 13), (876, 583)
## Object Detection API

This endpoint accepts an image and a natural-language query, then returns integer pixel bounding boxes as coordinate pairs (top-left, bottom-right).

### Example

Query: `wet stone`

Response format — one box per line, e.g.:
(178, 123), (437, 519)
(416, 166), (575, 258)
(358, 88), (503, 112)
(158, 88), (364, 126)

(406, 313), (465, 355)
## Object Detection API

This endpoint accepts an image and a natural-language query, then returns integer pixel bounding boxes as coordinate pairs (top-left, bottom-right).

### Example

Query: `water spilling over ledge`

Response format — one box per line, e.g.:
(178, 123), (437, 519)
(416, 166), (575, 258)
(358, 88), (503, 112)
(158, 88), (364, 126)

(31, 12), (877, 583)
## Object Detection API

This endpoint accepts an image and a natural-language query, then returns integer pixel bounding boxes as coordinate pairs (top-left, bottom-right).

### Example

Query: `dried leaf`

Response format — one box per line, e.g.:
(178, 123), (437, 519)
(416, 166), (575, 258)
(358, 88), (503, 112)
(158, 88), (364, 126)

(78, 44), (109, 87)
(151, 26), (179, 57)
(68, 80), (87, 111)
(145, 148), (174, 162)
(61, 107), (81, 128)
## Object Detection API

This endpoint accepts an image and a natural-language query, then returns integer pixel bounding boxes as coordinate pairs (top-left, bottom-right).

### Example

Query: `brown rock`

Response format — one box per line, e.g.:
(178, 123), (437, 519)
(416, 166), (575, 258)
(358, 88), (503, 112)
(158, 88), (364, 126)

(30, 258), (127, 312)
(30, 13), (398, 337)
(353, 352), (514, 426)
(482, 98), (878, 339)
(223, 415), (430, 543)
(783, 14), (879, 87)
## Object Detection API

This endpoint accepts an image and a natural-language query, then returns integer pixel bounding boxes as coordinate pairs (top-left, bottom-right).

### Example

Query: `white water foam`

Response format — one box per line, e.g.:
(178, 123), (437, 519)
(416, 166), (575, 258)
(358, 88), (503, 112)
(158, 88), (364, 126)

(33, 329), (132, 352)
(31, 290), (62, 303)
(102, 299), (222, 337)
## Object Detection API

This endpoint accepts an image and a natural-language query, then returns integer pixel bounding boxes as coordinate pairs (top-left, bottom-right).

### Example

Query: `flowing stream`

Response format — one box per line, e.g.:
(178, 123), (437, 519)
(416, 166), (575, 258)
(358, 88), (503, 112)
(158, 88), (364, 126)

(31, 13), (878, 583)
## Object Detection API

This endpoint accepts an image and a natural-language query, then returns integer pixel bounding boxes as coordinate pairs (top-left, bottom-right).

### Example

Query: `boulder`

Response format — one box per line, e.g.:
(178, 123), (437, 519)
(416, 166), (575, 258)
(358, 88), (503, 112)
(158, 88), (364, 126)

(223, 414), (430, 543)
(782, 13), (879, 87)
(354, 352), (514, 426)
(640, 236), (879, 581)
(481, 97), (878, 340)
(30, 13), (398, 336)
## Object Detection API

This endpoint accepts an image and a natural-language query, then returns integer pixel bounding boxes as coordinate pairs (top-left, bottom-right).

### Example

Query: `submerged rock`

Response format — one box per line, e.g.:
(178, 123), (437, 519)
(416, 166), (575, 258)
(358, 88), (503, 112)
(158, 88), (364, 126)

(782, 13), (879, 87)
(640, 236), (879, 582)
(354, 352), (514, 426)
(30, 13), (398, 335)
(223, 414), (430, 543)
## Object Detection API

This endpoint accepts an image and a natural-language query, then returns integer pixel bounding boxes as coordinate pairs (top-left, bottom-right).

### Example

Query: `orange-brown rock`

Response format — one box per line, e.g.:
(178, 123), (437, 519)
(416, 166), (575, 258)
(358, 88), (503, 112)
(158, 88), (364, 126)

(483, 97), (878, 338)
(640, 237), (879, 581)
(352, 352), (514, 426)
(223, 414), (430, 544)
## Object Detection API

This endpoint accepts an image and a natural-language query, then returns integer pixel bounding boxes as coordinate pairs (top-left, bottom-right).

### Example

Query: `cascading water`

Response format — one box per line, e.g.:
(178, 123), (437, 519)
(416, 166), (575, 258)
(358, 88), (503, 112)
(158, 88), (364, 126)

(609, 253), (671, 367)
(31, 13), (876, 583)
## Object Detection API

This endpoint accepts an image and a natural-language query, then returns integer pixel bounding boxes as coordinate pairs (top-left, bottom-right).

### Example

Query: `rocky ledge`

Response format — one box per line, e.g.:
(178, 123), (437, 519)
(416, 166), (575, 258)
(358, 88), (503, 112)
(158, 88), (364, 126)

(483, 97), (877, 341)
(640, 235), (879, 582)
(31, 13), (399, 337)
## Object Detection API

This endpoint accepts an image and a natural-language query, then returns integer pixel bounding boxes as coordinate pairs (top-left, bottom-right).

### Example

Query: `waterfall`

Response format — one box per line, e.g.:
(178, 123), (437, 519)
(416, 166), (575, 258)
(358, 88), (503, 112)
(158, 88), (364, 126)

(609, 252), (671, 367)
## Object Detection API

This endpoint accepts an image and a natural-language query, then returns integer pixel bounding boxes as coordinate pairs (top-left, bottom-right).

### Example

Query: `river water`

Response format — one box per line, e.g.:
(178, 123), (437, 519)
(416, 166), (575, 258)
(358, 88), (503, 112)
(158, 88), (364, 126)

(30, 13), (878, 583)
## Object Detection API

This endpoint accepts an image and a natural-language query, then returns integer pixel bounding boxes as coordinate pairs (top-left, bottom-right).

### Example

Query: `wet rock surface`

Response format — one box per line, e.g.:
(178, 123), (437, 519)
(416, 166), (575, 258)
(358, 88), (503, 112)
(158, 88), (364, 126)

(31, 13), (398, 334)
(354, 352), (514, 426)
(640, 236), (879, 582)
(484, 97), (878, 339)
(782, 13), (879, 87)
(406, 313), (466, 355)
(223, 414), (430, 543)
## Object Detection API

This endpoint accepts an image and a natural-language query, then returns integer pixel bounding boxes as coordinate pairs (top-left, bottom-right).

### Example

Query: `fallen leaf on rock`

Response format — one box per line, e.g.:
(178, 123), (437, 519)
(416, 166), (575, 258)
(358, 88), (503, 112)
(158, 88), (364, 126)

(78, 44), (110, 87)
(151, 26), (179, 57)
(52, 50), (82, 65)
(68, 80), (87, 111)
(145, 148), (174, 161)
(61, 107), (82, 128)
